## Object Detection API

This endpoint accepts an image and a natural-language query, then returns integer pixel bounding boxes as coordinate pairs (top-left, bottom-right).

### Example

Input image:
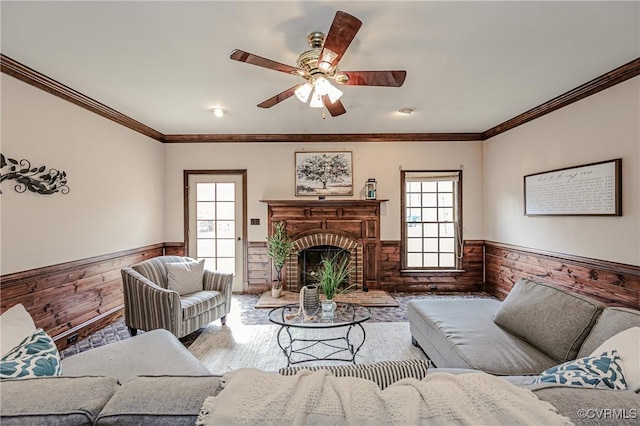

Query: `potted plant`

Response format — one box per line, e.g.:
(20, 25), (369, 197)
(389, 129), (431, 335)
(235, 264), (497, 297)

(314, 253), (356, 318)
(266, 221), (294, 298)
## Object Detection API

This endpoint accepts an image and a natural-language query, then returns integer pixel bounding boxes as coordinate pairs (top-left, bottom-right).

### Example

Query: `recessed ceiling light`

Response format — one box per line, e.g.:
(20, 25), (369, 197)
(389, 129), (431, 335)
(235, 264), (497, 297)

(210, 108), (227, 118)
(398, 107), (415, 115)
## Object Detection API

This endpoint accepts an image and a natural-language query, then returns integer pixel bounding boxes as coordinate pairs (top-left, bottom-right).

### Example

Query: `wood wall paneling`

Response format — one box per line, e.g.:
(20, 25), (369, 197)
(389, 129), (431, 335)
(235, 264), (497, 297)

(164, 242), (186, 257)
(5, 238), (638, 352)
(0, 243), (181, 350)
(485, 241), (640, 309)
(247, 241), (270, 293)
(246, 238), (485, 293)
(379, 240), (484, 292)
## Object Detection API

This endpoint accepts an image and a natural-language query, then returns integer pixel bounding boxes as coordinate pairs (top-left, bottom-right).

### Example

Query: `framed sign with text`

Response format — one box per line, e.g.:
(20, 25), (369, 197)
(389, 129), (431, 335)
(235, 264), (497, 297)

(524, 159), (621, 216)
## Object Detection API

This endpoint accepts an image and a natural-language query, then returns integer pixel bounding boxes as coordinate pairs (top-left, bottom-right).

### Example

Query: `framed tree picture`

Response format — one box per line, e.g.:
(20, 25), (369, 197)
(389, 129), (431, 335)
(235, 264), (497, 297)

(295, 151), (353, 196)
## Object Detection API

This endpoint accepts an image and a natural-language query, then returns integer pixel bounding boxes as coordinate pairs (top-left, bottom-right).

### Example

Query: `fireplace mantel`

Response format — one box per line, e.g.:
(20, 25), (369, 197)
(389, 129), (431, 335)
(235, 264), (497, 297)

(262, 199), (387, 290)
(260, 199), (389, 206)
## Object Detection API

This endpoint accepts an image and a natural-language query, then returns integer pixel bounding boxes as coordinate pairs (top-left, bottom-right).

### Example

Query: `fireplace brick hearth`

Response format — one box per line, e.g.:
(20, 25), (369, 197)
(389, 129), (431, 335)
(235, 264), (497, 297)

(262, 199), (387, 291)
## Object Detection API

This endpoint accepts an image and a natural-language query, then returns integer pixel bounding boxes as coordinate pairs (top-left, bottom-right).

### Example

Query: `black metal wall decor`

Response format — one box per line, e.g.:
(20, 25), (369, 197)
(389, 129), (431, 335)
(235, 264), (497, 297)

(0, 153), (69, 195)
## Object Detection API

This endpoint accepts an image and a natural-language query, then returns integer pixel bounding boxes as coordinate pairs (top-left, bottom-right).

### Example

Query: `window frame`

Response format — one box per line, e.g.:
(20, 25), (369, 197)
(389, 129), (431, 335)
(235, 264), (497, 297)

(400, 170), (463, 271)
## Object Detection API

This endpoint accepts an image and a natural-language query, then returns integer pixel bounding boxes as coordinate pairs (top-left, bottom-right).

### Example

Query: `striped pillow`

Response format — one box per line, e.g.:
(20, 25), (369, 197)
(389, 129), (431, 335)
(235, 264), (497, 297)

(279, 359), (431, 389)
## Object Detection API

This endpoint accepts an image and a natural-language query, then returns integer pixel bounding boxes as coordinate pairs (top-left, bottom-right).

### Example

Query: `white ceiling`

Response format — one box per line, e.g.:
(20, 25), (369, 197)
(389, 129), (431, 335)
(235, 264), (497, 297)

(2, 1), (639, 136)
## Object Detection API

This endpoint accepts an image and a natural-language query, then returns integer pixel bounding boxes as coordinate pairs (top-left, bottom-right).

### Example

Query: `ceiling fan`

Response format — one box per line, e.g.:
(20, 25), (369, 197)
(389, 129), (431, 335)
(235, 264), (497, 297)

(230, 11), (407, 117)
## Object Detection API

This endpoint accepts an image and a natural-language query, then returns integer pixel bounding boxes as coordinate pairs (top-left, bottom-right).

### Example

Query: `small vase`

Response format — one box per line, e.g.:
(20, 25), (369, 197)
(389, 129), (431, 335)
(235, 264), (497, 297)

(321, 299), (337, 319)
(271, 287), (282, 298)
(302, 285), (319, 315)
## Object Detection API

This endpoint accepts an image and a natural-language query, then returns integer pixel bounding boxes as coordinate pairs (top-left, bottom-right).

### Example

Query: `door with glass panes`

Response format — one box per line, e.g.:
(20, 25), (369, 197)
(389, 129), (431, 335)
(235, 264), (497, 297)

(188, 174), (244, 292)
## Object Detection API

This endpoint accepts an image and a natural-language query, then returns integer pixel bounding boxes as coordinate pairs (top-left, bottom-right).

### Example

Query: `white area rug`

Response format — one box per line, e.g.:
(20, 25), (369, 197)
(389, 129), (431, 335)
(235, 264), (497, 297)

(188, 322), (428, 375)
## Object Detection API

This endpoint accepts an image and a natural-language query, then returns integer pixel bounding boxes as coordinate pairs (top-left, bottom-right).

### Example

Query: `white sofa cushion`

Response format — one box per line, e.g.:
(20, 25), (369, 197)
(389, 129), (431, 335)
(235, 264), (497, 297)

(590, 327), (640, 392)
(0, 304), (36, 357)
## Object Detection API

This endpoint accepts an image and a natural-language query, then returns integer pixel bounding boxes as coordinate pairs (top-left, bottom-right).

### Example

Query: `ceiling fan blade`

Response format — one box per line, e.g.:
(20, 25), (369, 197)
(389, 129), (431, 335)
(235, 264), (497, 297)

(230, 49), (300, 75)
(318, 11), (362, 70)
(336, 70), (407, 87)
(257, 85), (300, 108)
(322, 95), (346, 117)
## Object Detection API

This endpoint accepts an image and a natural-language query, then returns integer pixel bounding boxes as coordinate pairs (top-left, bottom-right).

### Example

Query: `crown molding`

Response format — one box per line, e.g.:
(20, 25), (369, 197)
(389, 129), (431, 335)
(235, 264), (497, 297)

(483, 57), (640, 139)
(162, 133), (484, 143)
(0, 54), (164, 142)
(2, 54), (638, 143)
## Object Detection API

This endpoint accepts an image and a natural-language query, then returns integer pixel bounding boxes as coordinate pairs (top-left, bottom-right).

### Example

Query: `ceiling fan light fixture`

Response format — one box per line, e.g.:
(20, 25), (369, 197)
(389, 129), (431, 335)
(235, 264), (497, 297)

(309, 91), (324, 108)
(313, 77), (330, 95)
(313, 77), (343, 104)
(318, 60), (333, 71)
(294, 83), (313, 103)
(335, 73), (349, 84)
(319, 48), (338, 68)
(325, 82), (343, 104)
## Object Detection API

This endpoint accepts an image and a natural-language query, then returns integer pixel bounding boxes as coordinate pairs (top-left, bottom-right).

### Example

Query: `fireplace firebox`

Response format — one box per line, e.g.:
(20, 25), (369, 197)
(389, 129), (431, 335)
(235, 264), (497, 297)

(298, 245), (352, 290)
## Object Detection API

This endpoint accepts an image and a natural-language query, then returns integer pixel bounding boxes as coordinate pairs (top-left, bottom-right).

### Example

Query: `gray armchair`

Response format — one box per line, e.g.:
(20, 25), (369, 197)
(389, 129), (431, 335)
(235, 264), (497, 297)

(121, 256), (233, 338)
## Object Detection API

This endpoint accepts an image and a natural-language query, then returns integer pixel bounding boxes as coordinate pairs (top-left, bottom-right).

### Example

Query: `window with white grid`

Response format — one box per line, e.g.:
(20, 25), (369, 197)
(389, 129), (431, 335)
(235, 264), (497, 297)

(402, 171), (462, 269)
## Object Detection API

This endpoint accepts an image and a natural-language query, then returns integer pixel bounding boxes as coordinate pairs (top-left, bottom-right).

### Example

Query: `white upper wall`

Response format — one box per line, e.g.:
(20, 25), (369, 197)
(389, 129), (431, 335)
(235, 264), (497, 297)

(0, 75), (165, 274)
(163, 142), (484, 244)
(484, 76), (640, 266)
(3, 64), (637, 274)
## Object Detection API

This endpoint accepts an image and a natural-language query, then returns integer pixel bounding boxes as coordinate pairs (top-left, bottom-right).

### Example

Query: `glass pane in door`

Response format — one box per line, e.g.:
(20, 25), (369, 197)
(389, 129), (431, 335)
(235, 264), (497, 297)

(195, 182), (235, 274)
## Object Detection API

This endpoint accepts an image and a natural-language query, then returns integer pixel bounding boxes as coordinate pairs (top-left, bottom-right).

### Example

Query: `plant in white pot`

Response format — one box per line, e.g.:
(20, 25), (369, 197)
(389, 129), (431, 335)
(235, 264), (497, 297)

(315, 253), (356, 319)
(266, 221), (294, 298)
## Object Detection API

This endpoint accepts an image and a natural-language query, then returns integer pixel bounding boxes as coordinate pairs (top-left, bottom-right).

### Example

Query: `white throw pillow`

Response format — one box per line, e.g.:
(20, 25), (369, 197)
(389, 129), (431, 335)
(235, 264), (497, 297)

(166, 260), (205, 295)
(0, 304), (37, 357)
(590, 326), (640, 392)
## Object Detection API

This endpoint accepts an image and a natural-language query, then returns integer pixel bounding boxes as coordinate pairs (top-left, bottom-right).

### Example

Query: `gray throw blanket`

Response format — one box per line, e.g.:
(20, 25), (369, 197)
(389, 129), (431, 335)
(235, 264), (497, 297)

(197, 368), (572, 425)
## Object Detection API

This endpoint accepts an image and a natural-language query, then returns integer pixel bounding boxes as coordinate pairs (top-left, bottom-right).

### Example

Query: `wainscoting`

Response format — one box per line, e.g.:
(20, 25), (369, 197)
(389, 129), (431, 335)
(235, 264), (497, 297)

(4, 239), (638, 351)
(247, 241), (270, 292)
(0, 243), (179, 350)
(247, 239), (485, 293)
(379, 240), (484, 292)
(485, 241), (640, 309)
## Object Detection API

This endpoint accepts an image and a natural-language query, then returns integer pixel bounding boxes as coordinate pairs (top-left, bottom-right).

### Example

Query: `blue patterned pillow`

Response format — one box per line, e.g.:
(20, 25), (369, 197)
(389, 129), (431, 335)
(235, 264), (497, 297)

(0, 328), (61, 379)
(534, 349), (627, 390)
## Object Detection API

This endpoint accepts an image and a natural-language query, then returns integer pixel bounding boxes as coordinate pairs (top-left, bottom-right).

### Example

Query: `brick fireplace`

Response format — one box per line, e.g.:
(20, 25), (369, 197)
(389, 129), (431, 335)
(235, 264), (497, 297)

(262, 199), (386, 291)
(287, 233), (362, 291)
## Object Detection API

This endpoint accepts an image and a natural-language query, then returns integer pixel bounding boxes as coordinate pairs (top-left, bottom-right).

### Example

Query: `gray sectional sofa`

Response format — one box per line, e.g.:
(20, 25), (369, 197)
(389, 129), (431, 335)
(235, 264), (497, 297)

(1, 329), (223, 425)
(408, 278), (640, 375)
(2, 278), (639, 424)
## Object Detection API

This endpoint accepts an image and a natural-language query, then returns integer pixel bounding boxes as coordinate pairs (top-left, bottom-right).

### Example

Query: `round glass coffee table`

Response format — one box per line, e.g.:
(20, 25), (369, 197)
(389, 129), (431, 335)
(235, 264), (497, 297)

(268, 303), (371, 366)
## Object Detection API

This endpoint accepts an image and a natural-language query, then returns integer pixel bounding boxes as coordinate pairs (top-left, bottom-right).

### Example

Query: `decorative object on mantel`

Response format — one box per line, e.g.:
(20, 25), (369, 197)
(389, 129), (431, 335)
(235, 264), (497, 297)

(365, 178), (377, 200)
(266, 221), (295, 298)
(0, 153), (69, 195)
(295, 151), (353, 196)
